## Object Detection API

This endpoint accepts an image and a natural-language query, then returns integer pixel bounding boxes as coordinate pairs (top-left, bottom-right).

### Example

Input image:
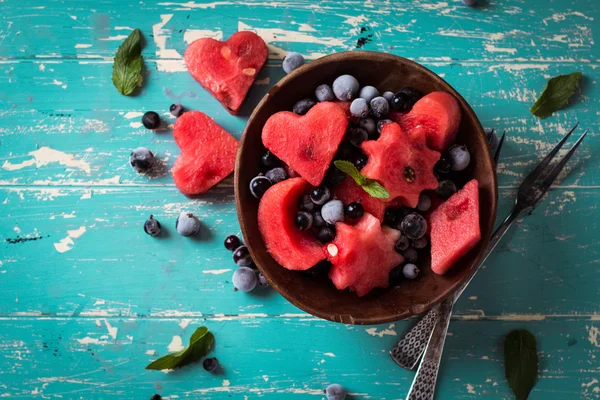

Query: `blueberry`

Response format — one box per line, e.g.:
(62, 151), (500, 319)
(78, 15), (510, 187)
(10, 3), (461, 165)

(403, 248), (418, 263)
(285, 165), (300, 178)
(310, 186), (331, 205)
(346, 202), (364, 219)
(412, 236), (428, 249)
(370, 96), (389, 118)
(313, 210), (326, 228)
(391, 87), (423, 112)
(282, 52), (305, 74)
(333, 75), (360, 101)
(448, 144), (471, 171)
(325, 383), (347, 400)
(250, 176), (272, 199)
(144, 215), (162, 237)
(389, 266), (403, 283)
(293, 98), (316, 115)
(176, 212), (201, 237)
(224, 235), (241, 251)
(299, 194), (315, 211)
(417, 194), (432, 212)
(150, 395), (162, 400)
(350, 98), (369, 118)
(395, 235), (410, 253)
(382, 91), (395, 103)
(325, 165), (347, 186)
(437, 180), (457, 199)
(304, 260), (332, 277)
(315, 84), (335, 102)
(347, 127), (368, 147)
(261, 151), (281, 169)
(354, 153), (368, 170)
(257, 272), (269, 287)
(232, 266), (257, 292)
(294, 211), (313, 231)
(321, 200), (345, 225)
(462, 0), (477, 5)
(335, 141), (358, 161)
(403, 263), (420, 279)
(233, 245), (253, 267)
(169, 103), (184, 117)
(377, 119), (393, 133)
(247, 261), (258, 270)
(142, 111), (161, 129)
(400, 213), (428, 240)
(384, 207), (410, 227)
(265, 167), (288, 184)
(317, 226), (336, 243)
(434, 154), (452, 174)
(359, 85), (380, 103)
(130, 147), (155, 173)
(203, 357), (219, 372)
(358, 117), (376, 136)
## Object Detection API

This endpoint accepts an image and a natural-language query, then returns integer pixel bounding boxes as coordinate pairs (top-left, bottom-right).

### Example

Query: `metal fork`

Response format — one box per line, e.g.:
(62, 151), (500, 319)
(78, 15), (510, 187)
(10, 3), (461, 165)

(396, 124), (587, 400)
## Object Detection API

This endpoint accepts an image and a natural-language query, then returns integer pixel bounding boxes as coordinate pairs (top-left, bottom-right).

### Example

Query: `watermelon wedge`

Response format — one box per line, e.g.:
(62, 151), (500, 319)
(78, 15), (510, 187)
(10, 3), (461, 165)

(172, 111), (238, 196)
(262, 102), (348, 187)
(361, 122), (440, 208)
(258, 178), (325, 271)
(333, 176), (386, 222)
(430, 179), (481, 275)
(185, 31), (267, 114)
(327, 213), (403, 296)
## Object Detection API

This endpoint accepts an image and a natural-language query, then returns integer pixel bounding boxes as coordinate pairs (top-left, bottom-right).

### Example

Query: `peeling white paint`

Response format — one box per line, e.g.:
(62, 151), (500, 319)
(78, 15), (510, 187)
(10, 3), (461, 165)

(167, 335), (184, 352)
(146, 349), (156, 355)
(484, 44), (517, 54)
(124, 111), (144, 119)
(104, 320), (118, 340)
(203, 269), (231, 275)
(183, 29), (223, 44)
(2, 147), (91, 173)
(99, 35), (129, 41)
(365, 324), (397, 337)
(153, 14), (184, 72)
(466, 384), (476, 394)
(53, 226), (86, 253)
(75, 44), (92, 49)
(178, 319), (191, 329)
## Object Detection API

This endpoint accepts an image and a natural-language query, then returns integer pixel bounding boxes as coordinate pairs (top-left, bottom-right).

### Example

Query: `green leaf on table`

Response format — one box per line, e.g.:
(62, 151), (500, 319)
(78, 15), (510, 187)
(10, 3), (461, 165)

(504, 329), (538, 400)
(112, 29), (144, 96)
(146, 326), (214, 370)
(334, 160), (389, 199)
(530, 72), (582, 119)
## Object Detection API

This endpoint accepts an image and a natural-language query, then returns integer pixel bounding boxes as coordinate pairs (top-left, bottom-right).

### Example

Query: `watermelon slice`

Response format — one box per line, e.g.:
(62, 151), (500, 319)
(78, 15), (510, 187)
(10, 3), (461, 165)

(172, 111), (238, 196)
(399, 91), (461, 152)
(258, 177), (325, 271)
(327, 213), (403, 296)
(430, 179), (481, 275)
(361, 122), (440, 208)
(262, 102), (348, 187)
(334, 100), (352, 118)
(185, 31), (267, 114)
(333, 176), (386, 222)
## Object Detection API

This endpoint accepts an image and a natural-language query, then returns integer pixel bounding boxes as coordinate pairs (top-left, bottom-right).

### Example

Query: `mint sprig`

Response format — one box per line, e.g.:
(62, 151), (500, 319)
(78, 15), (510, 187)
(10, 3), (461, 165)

(146, 326), (214, 370)
(530, 72), (582, 119)
(334, 160), (389, 199)
(112, 29), (144, 96)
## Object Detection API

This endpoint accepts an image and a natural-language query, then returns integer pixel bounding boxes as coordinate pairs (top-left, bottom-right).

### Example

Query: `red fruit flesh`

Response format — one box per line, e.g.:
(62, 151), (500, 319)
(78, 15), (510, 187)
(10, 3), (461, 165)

(399, 91), (461, 152)
(327, 213), (403, 297)
(361, 122), (440, 208)
(172, 111), (238, 196)
(334, 100), (351, 117)
(388, 110), (406, 125)
(430, 179), (481, 275)
(333, 176), (386, 221)
(262, 102), (348, 187)
(258, 178), (325, 271)
(185, 31), (267, 114)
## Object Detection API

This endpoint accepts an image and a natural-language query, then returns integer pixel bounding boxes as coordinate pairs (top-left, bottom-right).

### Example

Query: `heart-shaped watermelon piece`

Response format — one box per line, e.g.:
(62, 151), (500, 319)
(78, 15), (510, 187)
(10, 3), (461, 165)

(185, 31), (267, 114)
(361, 122), (440, 208)
(258, 177), (325, 271)
(262, 102), (348, 187)
(172, 111), (238, 196)
(327, 213), (403, 297)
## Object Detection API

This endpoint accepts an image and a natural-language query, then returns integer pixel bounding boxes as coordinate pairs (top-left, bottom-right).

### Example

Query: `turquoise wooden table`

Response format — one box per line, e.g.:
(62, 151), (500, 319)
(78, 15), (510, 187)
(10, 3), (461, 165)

(0, 0), (598, 398)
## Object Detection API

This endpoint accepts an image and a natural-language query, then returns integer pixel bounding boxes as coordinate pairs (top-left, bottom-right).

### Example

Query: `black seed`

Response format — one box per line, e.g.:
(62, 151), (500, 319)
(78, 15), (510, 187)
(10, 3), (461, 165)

(404, 166), (416, 183)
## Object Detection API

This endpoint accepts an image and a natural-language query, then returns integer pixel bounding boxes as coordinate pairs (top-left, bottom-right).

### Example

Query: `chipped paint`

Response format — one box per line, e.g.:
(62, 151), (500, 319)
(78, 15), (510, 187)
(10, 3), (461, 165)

(587, 325), (600, 347)
(167, 335), (184, 352)
(203, 269), (231, 275)
(178, 319), (191, 329)
(365, 324), (397, 337)
(183, 29), (223, 44)
(2, 147), (91, 173)
(53, 226), (86, 253)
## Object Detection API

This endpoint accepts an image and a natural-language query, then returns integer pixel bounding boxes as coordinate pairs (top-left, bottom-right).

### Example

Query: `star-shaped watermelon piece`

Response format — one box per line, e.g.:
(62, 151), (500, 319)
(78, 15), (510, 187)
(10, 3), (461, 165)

(361, 122), (440, 208)
(326, 213), (403, 297)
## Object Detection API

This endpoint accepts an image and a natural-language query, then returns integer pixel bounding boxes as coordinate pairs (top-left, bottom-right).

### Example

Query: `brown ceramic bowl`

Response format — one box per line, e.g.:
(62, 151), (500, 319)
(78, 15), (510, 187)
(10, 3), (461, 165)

(235, 51), (497, 325)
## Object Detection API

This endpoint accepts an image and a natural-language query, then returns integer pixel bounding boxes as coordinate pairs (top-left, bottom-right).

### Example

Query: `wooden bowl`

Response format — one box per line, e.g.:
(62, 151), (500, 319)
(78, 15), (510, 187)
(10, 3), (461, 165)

(235, 51), (497, 325)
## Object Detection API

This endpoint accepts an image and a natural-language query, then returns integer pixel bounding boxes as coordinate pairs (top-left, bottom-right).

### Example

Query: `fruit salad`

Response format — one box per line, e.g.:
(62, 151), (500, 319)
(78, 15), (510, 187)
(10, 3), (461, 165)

(252, 74), (482, 297)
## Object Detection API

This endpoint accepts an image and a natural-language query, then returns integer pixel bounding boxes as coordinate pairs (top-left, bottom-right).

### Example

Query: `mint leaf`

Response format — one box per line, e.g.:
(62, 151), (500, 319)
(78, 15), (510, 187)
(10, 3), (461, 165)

(530, 72), (582, 119)
(362, 179), (390, 199)
(504, 330), (538, 400)
(112, 29), (144, 96)
(334, 160), (366, 185)
(146, 327), (214, 370)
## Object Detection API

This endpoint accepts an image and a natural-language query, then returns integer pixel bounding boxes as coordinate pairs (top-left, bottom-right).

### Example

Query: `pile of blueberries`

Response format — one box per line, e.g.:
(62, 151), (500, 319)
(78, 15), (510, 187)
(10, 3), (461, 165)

(129, 104), (185, 175)
(224, 234), (269, 292)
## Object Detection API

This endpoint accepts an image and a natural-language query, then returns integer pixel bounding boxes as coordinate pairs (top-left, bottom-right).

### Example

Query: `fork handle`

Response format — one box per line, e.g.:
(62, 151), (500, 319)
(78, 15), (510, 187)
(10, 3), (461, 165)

(406, 297), (454, 400)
